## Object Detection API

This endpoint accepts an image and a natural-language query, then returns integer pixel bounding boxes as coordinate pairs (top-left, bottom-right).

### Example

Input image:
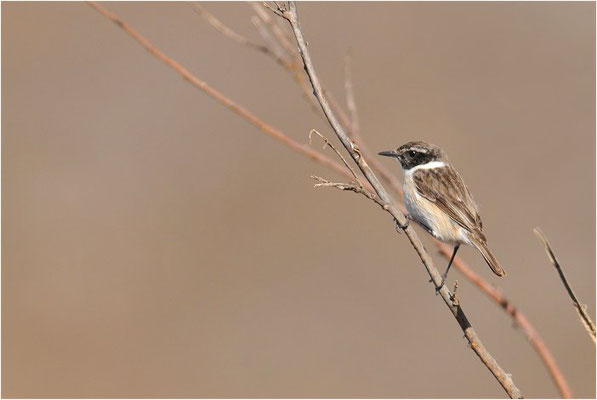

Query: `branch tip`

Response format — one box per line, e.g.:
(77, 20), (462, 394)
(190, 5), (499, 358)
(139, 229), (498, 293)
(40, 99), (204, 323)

(534, 227), (595, 343)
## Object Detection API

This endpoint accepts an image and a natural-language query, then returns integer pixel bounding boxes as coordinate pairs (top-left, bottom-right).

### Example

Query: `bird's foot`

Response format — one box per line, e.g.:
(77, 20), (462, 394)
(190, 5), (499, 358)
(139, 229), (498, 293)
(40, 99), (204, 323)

(395, 215), (411, 233)
(431, 273), (449, 295)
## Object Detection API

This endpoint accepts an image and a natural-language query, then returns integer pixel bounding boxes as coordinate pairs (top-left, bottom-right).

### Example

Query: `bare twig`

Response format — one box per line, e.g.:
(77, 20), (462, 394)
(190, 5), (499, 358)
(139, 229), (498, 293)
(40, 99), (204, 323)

(534, 227), (596, 343)
(344, 50), (361, 139)
(262, 2), (288, 20)
(195, 3), (382, 167)
(276, 2), (523, 397)
(249, 16), (291, 67)
(89, 3), (570, 397)
(249, 2), (324, 117)
(191, 3), (416, 201)
(255, 3), (297, 58)
(451, 280), (459, 306)
(312, 176), (380, 205)
(192, 4), (271, 55)
(254, 2), (366, 135)
(309, 129), (361, 186)
(87, 1), (354, 184)
(436, 241), (572, 398)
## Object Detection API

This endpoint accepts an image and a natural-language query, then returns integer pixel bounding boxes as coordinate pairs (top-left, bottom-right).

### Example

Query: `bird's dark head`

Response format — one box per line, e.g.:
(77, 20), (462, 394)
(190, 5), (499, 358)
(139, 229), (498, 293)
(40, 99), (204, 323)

(378, 141), (444, 170)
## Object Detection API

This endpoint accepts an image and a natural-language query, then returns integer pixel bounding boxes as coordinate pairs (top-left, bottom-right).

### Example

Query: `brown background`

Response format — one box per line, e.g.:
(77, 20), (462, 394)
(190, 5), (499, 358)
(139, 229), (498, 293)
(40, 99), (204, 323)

(2, 2), (595, 398)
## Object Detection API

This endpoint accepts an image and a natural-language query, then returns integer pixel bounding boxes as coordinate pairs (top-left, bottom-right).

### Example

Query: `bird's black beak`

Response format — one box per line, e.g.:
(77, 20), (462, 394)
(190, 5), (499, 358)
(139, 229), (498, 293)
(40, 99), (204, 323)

(378, 150), (398, 158)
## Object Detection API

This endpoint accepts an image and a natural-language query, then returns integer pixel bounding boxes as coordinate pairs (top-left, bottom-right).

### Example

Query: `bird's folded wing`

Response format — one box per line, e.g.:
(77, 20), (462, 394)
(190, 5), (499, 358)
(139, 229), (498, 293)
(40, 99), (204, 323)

(412, 167), (483, 234)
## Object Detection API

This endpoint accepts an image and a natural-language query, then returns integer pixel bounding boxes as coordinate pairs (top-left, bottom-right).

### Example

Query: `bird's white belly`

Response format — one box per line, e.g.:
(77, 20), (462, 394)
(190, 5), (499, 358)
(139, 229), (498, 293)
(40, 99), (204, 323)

(402, 177), (471, 245)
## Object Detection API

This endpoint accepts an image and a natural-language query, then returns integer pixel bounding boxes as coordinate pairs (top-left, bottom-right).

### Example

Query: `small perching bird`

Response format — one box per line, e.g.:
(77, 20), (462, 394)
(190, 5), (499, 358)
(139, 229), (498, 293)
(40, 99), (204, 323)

(379, 141), (505, 289)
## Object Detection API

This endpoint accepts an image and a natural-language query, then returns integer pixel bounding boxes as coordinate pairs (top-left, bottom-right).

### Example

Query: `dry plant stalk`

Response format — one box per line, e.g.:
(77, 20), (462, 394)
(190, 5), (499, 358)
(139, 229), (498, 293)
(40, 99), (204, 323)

(344, 51), (361, 139)
(309, 129), (362, 186)
(193, 4), (271, 55)
(87, 2), (574, 397)
(86, 2), (350, 182)
(534, 227), (596, 343)
(435, 240), (572, 398)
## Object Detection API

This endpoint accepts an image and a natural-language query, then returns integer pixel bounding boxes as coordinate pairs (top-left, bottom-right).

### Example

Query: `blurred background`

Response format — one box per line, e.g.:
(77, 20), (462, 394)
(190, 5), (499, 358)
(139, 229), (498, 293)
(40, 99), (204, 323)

(2, 2), (595, 398)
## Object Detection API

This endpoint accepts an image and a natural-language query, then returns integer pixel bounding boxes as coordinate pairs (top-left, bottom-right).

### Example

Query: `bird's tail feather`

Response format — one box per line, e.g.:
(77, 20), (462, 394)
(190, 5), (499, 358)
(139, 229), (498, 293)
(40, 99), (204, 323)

(474, 240), (506, 277)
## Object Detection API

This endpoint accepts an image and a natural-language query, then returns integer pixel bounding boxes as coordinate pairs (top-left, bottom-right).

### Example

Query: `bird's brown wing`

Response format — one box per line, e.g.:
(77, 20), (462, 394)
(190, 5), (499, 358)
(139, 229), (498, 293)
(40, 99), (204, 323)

(412, 166), (483, 234)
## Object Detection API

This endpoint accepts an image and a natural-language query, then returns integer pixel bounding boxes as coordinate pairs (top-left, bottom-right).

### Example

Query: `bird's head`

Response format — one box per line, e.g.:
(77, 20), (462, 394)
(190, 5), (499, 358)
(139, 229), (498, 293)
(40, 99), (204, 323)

(378, 141), (444, 170)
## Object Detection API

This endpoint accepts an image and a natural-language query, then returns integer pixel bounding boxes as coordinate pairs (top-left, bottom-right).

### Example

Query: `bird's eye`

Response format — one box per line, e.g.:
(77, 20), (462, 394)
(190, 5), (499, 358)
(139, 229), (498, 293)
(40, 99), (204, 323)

(409, 151), (416, 158)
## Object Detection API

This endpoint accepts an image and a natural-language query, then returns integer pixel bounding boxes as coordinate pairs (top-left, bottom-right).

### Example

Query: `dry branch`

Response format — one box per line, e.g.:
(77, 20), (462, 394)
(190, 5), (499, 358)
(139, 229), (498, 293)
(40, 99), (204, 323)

(192, 4), (271, 55)
(194, 2), (417, 203)
(309, 129), (362, 186)
(252, 2), (297, 60)
(87, 1), (353, 184)
(435, 240), (572, 397)
(534, 227), (596, 343)
(88, 2), (571, 397)
(273, 2), (522, 397)
(344, 50), (361, 140)
(312, 176), (381, 205)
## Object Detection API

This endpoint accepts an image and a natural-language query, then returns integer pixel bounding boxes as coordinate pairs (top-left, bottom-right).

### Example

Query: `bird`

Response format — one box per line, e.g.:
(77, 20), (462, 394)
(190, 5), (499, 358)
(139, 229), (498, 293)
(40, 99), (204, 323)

(378, 141), (505, 289)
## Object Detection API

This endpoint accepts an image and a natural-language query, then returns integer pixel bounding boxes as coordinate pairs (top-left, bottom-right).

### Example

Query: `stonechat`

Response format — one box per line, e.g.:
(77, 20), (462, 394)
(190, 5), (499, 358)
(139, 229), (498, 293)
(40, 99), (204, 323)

(379, 141), (505, 288)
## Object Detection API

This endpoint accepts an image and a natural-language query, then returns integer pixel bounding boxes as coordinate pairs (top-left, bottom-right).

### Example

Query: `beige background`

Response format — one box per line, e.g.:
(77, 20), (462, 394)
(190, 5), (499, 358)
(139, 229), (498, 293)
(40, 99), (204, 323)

(2, 2), (595, 398)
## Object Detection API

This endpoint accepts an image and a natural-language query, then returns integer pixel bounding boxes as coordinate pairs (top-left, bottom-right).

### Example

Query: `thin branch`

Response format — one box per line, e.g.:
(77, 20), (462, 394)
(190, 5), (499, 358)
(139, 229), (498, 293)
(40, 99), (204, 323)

(534, 227), (596, 343)
(249, 3), (324, 117)
(88, 3), (570, 397)
(312, 176), (380, 205)
(327, 71), (403, 203)
(192, 4), (271, 55)
(309, 129), (361, 186)
(192, 3), (414, 203)
(195, 3), (374, 163)
(255, 2), (297, 58)
(87, 1), (353, 184)
(451, 280), (460, 305)
(436, 240), (572, 398)
(253, 3), (364, 135)
(249, 16), (292, 67)
(262, 1), (288, 20)
(276, 2), (523, 397)
(344, 50), (361, 138)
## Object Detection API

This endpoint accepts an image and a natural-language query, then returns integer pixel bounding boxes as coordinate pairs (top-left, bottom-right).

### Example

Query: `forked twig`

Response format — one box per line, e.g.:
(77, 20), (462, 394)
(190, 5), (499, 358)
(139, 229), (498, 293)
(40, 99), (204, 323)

(312, 176), (380, 205)
(249, 2), (325, 116)
(262, 1), (288, 19)
(534, 227), (596, 343)
(309, 129), (361, 187)
(86, 1), (354, 184)
(253, 3), (297, 60)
